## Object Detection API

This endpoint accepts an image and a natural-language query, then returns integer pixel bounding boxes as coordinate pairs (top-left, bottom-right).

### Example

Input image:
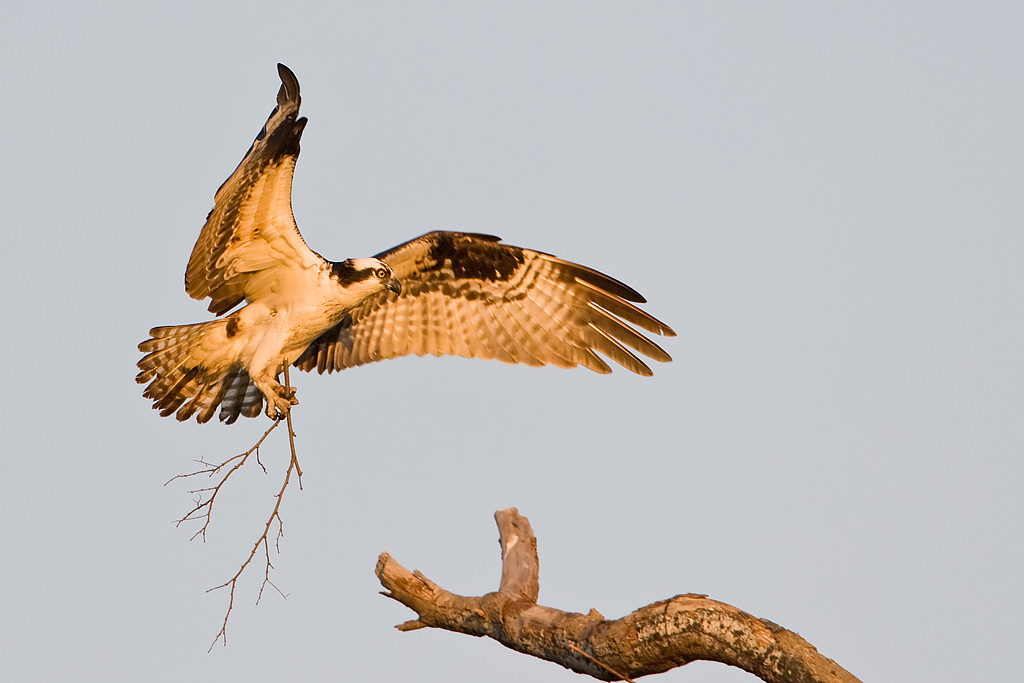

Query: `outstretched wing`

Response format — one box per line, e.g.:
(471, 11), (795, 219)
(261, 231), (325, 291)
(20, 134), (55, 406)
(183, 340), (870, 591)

(185, 63), (322, 316)
(294, 231), (675, 376)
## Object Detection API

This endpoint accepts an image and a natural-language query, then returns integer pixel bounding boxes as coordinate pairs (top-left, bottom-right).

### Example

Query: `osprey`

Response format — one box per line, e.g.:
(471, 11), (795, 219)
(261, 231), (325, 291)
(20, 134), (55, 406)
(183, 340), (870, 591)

(137, 64), (675, 424)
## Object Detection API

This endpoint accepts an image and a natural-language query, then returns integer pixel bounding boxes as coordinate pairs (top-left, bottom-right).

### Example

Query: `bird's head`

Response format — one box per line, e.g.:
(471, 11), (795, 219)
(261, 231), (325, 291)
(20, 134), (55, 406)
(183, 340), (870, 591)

(331, 257), (402, 298)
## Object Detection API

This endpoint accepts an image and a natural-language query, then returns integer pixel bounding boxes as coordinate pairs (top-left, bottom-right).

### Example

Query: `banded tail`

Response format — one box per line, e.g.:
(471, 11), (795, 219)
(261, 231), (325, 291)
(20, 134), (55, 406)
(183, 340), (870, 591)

(136, 322), (264, 424)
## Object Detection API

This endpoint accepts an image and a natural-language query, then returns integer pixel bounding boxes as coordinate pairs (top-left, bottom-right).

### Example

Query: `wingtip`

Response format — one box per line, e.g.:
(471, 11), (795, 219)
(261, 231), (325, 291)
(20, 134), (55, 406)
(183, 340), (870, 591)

(276, 63), (301, 105)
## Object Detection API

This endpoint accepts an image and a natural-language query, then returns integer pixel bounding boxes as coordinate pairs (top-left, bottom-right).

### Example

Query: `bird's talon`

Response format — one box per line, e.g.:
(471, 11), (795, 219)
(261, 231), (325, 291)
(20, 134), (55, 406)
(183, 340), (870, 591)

(265, 394), (295, 420)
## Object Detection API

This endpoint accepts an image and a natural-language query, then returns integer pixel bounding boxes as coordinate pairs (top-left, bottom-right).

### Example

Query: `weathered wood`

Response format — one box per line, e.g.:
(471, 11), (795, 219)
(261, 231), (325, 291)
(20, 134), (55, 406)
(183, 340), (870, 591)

(376, 507), (861, 682)
(495, 507), (539, 601)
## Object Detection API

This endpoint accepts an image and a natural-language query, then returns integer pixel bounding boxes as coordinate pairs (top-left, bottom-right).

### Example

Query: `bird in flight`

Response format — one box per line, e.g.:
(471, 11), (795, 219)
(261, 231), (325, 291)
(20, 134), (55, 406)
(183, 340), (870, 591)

(137, 64), (675, 424)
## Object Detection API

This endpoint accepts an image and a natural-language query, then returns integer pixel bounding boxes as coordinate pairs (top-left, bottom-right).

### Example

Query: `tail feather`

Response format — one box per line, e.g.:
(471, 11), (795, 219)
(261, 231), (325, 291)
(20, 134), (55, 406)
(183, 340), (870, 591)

(216, 366), (263, 424)
(241, 381), (265, 419)
(136, 321), (263, 423)
(198, 369), (236, 424)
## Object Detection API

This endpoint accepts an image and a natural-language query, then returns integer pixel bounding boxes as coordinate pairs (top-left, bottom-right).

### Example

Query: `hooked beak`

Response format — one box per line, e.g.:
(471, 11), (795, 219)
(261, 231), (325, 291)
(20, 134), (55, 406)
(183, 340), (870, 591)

(387, 278), (402, 295)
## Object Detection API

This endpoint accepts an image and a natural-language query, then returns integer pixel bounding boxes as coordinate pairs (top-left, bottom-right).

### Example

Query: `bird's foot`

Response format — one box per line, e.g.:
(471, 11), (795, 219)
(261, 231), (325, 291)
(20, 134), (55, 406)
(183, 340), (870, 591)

(255, 375), (300, 421)
(265, 387), (299, 420)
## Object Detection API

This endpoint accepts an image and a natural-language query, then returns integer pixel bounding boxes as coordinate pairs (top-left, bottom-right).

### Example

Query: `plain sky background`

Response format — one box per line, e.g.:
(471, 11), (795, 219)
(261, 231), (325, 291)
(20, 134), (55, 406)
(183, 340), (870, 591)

(2, 3), (1021, 682)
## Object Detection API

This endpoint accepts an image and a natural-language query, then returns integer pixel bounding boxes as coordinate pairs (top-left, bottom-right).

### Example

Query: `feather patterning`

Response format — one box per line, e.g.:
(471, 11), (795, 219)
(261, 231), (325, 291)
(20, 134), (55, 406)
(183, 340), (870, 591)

(137, 64), (675, 424)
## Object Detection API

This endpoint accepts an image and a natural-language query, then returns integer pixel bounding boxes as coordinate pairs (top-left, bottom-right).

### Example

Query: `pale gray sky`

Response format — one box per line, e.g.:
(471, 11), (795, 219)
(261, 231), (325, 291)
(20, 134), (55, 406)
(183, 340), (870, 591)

(2, 3), (1021, 682)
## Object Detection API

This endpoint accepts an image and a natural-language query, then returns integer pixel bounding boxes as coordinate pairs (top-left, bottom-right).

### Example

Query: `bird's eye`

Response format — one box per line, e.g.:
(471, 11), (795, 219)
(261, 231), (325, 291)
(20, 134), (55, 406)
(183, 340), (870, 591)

(375, 267), (389, 279)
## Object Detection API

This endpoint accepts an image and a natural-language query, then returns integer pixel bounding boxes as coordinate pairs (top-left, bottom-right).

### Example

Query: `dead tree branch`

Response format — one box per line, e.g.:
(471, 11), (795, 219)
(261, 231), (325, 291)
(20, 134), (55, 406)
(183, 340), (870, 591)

(165, 419), (281, 541)
(376, 508), (860, 683)
(167, 367), (303, 650)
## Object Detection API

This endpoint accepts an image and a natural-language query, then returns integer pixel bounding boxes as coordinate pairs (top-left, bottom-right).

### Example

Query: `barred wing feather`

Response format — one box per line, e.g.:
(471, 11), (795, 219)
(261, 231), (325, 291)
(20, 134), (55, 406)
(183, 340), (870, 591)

(294, 231), (675, 376)
(184, 64), (321, 316)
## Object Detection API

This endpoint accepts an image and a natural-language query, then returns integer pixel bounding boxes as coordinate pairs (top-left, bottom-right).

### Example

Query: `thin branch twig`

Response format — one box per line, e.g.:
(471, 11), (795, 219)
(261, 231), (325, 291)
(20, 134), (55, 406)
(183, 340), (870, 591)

(166, 368), (303, 651)
(166, 420), (282, 541)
